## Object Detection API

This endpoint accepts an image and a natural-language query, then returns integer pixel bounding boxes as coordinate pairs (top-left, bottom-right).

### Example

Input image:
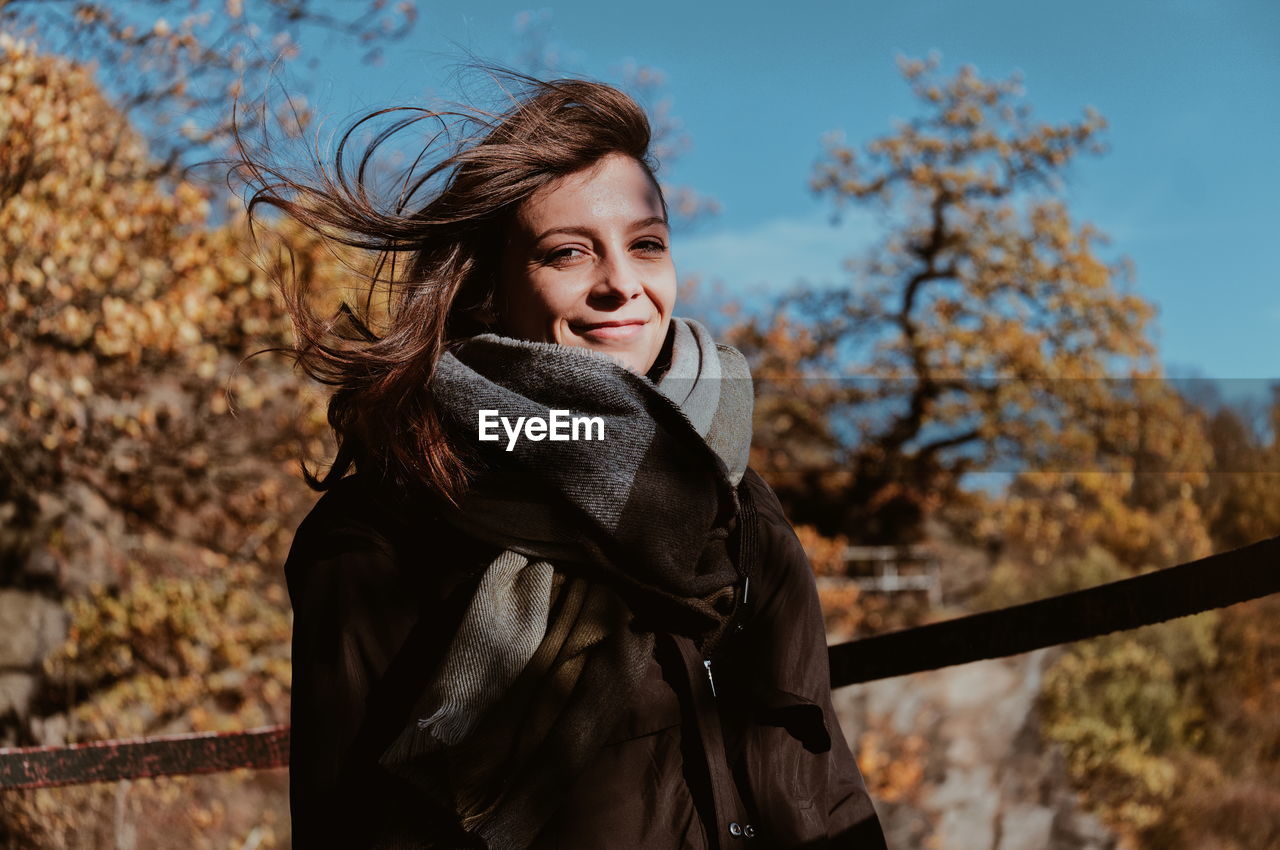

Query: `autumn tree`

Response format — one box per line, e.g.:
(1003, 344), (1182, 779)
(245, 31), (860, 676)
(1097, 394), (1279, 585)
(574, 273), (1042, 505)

(0, 0), (419, 178)
(1198, 388), (1280, 550)
(740, 56), (1274, 850)
(0, 34), (354, 843)
(730, 55), (1210, 549)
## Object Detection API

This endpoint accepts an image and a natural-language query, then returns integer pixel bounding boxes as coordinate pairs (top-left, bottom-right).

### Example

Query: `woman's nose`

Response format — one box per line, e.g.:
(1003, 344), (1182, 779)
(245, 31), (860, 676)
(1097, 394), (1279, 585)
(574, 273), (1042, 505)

(594, 253), (644, 302)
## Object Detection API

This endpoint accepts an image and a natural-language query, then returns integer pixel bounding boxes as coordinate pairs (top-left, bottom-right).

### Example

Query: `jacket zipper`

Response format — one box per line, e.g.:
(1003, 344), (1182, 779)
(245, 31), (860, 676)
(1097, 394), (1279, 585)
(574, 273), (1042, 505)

(702, 573), (749, 703)
(671, 632), (751, 847)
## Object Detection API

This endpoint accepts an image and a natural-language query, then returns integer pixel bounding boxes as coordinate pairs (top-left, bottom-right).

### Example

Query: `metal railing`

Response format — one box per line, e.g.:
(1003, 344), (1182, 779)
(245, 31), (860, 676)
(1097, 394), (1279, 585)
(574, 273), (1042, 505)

(2, 534), (1277, 792)
(819, 544), (942, 606)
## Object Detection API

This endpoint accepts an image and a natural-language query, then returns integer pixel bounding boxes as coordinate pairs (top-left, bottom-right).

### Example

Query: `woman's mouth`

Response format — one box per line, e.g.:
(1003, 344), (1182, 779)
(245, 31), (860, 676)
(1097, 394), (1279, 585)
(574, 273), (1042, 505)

(570, 319), (647, 342)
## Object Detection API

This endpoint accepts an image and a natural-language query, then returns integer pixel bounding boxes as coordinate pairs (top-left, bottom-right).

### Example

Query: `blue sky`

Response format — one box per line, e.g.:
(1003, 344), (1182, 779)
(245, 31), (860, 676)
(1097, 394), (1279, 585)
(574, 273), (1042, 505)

(291, 0), (1278, 382)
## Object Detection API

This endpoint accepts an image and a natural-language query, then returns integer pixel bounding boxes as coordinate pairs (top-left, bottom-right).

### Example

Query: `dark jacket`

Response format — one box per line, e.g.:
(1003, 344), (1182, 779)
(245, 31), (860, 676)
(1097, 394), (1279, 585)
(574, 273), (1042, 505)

(284, 467), (887, 849)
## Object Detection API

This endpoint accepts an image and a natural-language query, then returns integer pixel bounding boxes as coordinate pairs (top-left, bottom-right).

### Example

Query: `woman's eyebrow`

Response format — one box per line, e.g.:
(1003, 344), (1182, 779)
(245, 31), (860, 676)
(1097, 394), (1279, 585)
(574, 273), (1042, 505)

(533, 216), (669, 243)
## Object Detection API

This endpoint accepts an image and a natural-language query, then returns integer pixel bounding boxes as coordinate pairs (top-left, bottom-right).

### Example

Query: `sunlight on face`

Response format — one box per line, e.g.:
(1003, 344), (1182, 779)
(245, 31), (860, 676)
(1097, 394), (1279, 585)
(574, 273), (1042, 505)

(497, 152), (676, 375)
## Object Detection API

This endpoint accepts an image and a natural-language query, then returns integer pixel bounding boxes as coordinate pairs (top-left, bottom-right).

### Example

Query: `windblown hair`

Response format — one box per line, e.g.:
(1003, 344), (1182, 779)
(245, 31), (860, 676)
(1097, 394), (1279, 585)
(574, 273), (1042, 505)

(234, 63), (668, 507)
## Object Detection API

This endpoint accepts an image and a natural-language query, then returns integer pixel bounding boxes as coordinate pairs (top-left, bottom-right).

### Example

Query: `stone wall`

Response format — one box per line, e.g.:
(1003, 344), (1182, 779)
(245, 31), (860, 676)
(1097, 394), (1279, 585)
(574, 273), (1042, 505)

(832, 648), (1119, 850)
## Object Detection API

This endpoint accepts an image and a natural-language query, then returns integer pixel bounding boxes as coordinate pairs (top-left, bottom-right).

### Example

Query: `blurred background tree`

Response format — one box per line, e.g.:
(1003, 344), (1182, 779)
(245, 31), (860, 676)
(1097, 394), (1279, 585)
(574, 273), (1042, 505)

(0, 0), (418, 179)
(721, 54), (1280, 849)
(731, 55), (1208, 554)
(0, 3), (410, 841)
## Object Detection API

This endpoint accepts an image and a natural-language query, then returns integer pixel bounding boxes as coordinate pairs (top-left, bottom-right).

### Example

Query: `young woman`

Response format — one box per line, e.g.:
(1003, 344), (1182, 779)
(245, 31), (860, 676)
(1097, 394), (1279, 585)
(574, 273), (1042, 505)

(257, 67), (888, 849)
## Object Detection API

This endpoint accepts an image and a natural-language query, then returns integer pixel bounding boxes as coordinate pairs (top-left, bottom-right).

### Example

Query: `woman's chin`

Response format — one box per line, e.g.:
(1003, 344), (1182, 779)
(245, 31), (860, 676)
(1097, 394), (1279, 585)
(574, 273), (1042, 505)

(591, 346), (646, 374)
(558, 335), (652, 374)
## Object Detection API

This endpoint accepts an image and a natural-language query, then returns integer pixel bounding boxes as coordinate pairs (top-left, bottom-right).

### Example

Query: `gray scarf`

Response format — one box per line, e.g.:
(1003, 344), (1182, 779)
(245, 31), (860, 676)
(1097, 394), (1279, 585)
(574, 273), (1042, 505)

(379, 317), (754, 848)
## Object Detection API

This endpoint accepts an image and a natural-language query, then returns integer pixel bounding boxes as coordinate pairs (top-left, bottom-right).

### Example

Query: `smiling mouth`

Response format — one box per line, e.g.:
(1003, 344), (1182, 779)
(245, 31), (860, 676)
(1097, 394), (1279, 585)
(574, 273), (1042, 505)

(570, 319), (648, 341)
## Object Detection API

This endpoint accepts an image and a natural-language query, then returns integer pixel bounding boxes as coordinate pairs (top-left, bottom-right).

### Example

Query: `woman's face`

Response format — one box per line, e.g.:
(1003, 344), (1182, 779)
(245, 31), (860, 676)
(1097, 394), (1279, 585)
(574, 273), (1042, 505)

(497, 152), (676, 375)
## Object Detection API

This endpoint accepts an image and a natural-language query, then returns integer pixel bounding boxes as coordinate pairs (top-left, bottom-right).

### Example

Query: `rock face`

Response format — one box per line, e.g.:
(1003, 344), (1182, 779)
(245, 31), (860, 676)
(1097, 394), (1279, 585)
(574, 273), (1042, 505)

(831, 648), (1119, 850)
(0, 589), (69, 736)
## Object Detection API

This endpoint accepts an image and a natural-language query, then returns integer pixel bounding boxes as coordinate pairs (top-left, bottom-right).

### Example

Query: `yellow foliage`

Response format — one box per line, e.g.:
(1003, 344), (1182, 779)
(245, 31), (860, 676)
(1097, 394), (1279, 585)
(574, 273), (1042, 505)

(857, 729), (928, 804)
(1040, 621), (1218, 842)
(736, 55), (1187, 548)
(0, 11), (417, 846)
(44, 560), (292, 741)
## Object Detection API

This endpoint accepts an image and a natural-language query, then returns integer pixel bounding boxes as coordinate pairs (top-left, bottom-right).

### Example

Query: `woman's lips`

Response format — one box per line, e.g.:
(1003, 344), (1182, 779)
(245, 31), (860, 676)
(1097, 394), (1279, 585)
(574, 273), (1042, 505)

(571, 320), (647, 342)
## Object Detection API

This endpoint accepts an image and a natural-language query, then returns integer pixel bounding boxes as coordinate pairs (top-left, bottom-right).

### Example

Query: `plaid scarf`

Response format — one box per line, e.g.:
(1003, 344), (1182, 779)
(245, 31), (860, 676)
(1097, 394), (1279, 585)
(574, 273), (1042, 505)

(378, 317), (754, 849)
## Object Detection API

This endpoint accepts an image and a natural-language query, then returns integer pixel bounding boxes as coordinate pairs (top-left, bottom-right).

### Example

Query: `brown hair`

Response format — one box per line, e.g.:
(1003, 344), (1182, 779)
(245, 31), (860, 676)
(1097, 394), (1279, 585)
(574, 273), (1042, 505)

(234, 63), (668, 507)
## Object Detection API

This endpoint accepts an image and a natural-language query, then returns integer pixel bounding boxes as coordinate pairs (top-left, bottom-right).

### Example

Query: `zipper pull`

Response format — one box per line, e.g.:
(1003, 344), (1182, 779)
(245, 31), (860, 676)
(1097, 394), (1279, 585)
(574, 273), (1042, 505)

(703, 658), (717, 698)
(734, 575), (751, 633)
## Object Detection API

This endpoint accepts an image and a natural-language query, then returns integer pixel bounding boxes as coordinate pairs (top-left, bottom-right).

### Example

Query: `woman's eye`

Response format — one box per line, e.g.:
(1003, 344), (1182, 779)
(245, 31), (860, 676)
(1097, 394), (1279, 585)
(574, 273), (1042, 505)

(545, 240), (664, 265)
(547, 247), (586, 265)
